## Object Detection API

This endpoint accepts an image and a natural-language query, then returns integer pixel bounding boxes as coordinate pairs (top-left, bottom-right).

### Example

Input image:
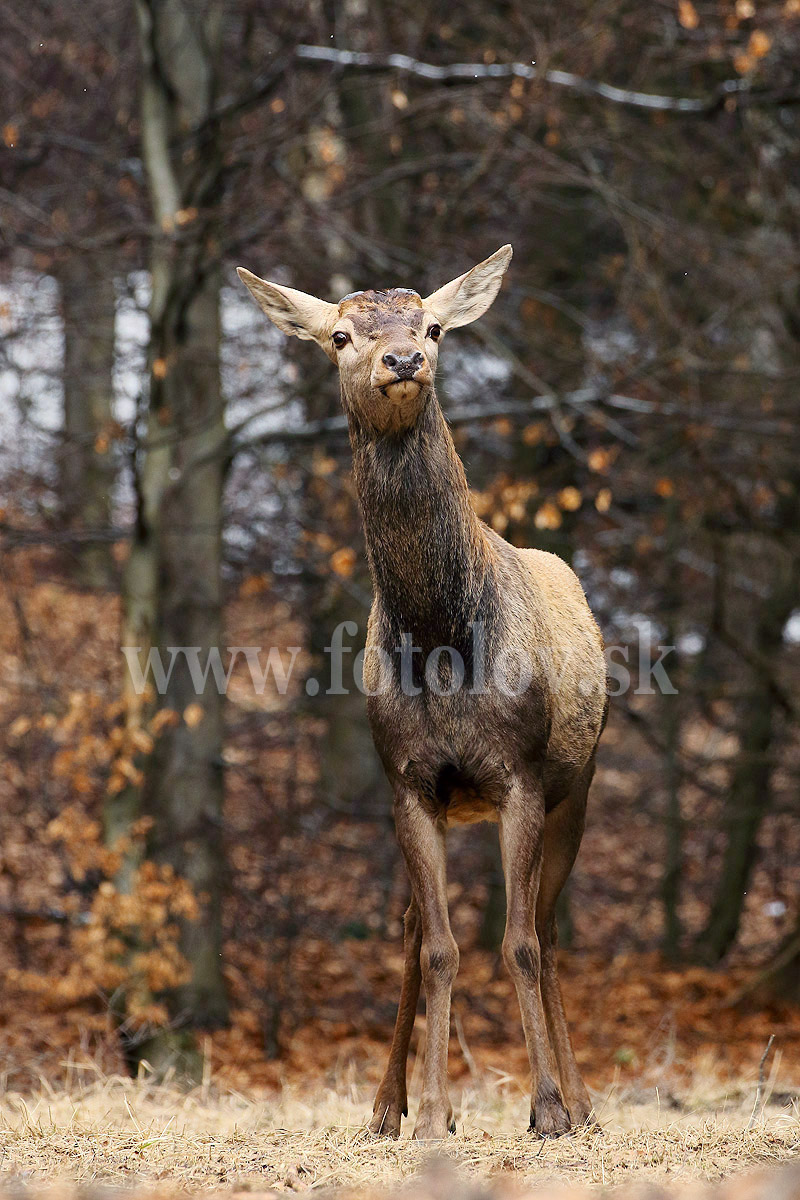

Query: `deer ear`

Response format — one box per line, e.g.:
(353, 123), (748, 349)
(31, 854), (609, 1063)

(236, 268), (338, 348)
(423, 245), (513, 331)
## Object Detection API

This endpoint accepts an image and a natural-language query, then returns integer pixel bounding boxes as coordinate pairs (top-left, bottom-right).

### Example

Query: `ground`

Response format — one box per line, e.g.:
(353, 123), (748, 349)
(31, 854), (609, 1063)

(0, 1066), (798, 1198)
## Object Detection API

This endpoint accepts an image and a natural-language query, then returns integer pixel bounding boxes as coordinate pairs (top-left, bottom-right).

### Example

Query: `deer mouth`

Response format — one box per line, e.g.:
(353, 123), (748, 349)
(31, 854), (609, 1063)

(383, 379), (422, 404)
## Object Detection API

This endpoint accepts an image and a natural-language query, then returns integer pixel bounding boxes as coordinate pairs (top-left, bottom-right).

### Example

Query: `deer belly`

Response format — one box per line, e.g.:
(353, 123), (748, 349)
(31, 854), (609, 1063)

(447, 790), (499, 824)
(436, 767), (499, 825)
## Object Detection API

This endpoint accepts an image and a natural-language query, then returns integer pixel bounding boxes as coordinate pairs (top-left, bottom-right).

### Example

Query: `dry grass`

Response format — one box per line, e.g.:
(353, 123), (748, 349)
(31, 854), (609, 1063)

(0, 1061), (798, 1198)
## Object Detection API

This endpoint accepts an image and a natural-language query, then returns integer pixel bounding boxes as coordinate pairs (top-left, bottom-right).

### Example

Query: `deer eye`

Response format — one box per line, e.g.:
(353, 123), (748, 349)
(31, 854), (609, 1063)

(426, 324), (441, 342)
(332, 330), (350, 349)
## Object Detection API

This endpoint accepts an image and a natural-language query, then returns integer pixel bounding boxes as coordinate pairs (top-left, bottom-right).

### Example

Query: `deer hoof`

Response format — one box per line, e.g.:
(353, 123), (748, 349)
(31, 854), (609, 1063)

(367, 1100), (404, 1139)
(412, 1103), (453, 1141)
(529, 1092), (571, 1138)
(568, 1102), (601, 1133)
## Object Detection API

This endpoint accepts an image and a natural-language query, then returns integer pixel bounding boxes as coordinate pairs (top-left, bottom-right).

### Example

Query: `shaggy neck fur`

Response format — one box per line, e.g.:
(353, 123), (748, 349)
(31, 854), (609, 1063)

(347, 388), (494, 656)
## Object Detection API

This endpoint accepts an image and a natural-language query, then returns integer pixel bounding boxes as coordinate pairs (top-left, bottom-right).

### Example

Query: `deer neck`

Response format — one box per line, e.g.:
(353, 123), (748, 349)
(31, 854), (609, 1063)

(348, 391), (491, 652)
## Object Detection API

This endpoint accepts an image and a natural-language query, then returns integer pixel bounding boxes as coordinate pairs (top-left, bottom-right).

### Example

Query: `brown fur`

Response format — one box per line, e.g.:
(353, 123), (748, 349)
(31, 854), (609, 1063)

(237, 248), (607, 1141)
(356, 381), (606, 1141)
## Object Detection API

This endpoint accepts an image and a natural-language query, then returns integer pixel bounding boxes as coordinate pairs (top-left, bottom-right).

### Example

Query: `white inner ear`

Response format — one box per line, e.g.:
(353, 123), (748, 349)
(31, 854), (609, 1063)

(236, 268), (338, 345)
(423, 244), (513, 331)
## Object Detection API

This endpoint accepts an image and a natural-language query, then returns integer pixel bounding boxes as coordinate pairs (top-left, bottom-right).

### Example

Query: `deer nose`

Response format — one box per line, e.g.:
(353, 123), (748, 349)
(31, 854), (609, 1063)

(382, 351), (425, 379)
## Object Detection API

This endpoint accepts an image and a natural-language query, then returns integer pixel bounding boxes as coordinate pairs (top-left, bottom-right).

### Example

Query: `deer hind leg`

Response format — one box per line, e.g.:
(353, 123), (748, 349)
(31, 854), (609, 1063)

(536, 769), (595, 1127)
(499, 776), (570, 1137)
(393, 788), (458, 1140)
(368, 898), (422, 1138)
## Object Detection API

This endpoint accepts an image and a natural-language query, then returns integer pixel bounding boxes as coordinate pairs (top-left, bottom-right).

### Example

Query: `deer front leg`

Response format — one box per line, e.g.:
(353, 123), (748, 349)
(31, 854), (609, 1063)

(499, 777), (570, 1137)
(368, 898), (422, 1137)
(393, 788), (457, 1141)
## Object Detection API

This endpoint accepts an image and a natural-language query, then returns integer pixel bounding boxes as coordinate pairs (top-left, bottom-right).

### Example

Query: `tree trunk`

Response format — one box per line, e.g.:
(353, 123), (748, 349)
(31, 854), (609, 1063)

(59, 251), (116, 588)
(290, 0), (396, 825)
(694, 551), (798, 964)
(694, 678), (773, 964)
(661, 497), (684, 959)
(478, 828), (505, 952)
(143, 268), (228, 1032)
(107, 0), (228, 1075)
(760, 916), (800, 1005)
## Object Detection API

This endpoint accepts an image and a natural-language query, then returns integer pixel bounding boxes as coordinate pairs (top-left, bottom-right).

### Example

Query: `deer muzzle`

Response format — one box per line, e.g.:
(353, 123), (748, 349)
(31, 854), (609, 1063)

(372, 350), (431, 405)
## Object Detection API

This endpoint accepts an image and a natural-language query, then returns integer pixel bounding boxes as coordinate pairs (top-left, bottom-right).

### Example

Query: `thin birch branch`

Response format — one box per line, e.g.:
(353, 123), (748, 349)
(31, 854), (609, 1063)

(295, 44), (753, 114)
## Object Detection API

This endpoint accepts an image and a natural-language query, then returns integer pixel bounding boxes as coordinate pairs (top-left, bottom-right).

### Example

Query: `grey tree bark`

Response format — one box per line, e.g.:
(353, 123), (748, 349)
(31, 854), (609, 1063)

(660, 496), (684, 959)
(59, 252), (117, 588)
(694, 547), (798, 965)
(106, 0), (228, 1075)
(291, 0), (394, 825)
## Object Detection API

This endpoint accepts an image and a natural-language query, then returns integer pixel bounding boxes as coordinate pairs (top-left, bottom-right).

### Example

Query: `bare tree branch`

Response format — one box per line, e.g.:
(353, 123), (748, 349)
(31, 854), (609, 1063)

(295, 44), (754, 114)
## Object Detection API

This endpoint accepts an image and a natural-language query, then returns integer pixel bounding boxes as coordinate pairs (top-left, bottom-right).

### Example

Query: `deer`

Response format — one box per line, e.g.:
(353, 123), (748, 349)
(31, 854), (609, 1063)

(237, 246), (607, 1141)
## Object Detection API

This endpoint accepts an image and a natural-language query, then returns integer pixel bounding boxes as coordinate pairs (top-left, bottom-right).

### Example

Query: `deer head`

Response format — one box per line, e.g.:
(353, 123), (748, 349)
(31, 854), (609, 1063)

(237, 245), (512, 435)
